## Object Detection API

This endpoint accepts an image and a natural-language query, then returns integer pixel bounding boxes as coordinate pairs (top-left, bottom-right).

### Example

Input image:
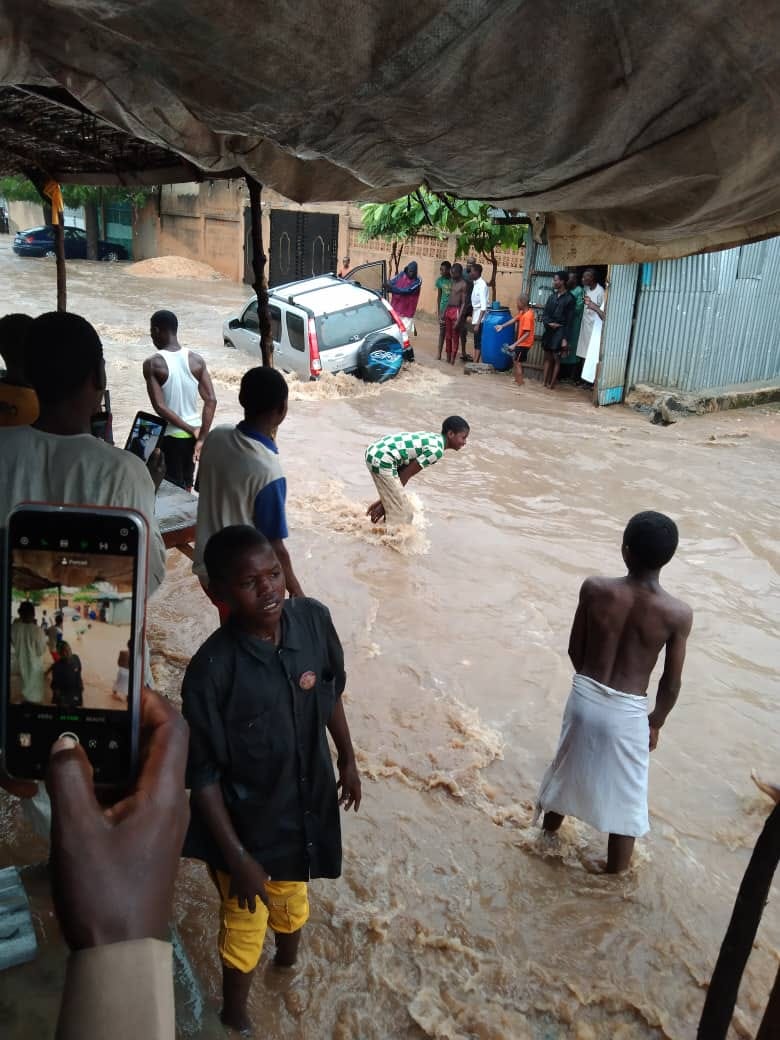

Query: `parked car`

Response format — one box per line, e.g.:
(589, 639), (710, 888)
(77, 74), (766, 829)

(223, 271), (413, 380)
(12, 225), (128, 261)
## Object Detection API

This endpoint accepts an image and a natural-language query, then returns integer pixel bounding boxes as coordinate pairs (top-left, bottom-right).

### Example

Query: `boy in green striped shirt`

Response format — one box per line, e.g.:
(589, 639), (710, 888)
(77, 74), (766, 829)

(365, 416), (470, 526)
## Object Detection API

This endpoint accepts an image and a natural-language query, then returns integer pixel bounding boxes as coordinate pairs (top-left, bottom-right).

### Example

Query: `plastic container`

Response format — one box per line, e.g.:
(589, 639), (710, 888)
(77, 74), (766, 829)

(480, 301), (514, 370)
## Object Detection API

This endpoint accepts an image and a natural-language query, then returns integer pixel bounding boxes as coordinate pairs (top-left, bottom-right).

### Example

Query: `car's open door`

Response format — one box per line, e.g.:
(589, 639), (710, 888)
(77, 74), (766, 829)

(345, 260), (387, 298)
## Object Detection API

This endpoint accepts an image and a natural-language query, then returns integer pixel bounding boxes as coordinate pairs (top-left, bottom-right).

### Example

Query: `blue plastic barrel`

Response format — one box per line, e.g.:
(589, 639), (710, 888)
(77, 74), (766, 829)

(480, 301), (514, 370)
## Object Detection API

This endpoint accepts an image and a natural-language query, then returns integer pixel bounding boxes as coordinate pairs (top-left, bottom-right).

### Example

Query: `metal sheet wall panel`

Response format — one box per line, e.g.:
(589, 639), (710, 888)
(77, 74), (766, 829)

(627, 237), (780, 393)
(596, 264), (639, 405)
(522, 240), (555, 369)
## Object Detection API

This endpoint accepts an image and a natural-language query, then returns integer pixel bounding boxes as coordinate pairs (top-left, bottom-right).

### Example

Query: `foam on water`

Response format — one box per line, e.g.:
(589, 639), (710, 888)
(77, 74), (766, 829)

(288, 482), (431, 556)
(210, 362), (449, 401)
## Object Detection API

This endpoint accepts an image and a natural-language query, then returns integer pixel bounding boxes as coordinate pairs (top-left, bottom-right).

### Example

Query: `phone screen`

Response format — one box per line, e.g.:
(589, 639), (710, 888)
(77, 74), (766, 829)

(4, 506), (146, 785)
(124, 413), (166, 461)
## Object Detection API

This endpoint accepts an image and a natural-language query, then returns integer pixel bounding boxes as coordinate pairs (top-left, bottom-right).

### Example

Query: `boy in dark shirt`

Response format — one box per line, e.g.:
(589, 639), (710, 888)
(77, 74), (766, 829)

(182, 526), (361, 1034)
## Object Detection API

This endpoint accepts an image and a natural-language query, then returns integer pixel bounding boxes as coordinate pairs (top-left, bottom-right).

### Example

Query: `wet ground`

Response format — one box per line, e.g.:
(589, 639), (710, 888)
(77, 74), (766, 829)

(1, 242), (779, 1038)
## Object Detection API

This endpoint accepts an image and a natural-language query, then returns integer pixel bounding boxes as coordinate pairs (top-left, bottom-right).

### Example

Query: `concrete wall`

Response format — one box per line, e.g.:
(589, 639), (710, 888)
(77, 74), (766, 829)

(131, 184), (525, 316)
(6, 200), (44, 233)
(132, 181), (246, 281)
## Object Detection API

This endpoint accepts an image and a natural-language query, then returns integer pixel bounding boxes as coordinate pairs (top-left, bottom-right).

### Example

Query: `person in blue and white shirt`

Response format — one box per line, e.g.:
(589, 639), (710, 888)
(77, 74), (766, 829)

(193, 367), (303, 618)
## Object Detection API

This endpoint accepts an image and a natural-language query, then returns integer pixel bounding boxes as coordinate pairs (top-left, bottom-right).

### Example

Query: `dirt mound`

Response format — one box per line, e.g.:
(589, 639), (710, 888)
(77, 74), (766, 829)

(127, 256), (225, 280)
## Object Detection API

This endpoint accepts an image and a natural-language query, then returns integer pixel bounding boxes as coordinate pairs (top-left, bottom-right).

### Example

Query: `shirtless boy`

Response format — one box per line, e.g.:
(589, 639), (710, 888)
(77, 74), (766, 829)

(536, 511), (693, 872)
(445, 264), (470, 365)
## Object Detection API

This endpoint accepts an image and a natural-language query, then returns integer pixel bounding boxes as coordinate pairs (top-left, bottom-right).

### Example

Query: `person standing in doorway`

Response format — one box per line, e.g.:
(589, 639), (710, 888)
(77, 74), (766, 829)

(144, 310), (217, 490)
(469, 263), (489, 364)
(541, 272), (575, 390)
(435, 261), (452, 360)
(567, 271), (585, 361)
(579, 269), (606, 385)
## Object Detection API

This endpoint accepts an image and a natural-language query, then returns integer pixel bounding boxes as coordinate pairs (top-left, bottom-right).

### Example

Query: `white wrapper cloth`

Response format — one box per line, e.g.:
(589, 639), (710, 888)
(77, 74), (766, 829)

(535, 673), (650, 837)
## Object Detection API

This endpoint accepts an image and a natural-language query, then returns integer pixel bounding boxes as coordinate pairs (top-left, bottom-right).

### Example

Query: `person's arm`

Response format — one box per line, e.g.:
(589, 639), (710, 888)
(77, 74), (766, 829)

(183, 667), (271, 911)
(561, 295), (576, 353)
(192, 357), (217, 463)
(584, 296), (606, 321)
(567, 580), (590, 672)
(321, 607), (360, 811)
(436, 284), (442, 313)
(398, 459), (423, 486)
(269, 538), (303, 598)
(327, 699), (361, 811)
(142, 358), (198, 436)
(648, 607), (693, 749)
(49, 689), (189, 1040)
(253, 479), (302, 597)
(191, 784), (271, 910)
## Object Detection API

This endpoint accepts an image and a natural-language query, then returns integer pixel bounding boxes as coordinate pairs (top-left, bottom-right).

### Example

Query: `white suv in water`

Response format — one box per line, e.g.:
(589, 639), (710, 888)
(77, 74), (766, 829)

(223, 270), (411, 379)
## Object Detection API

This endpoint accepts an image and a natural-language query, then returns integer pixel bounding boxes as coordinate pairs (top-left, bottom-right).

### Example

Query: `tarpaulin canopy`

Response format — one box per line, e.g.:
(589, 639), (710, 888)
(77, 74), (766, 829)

(1, 0), (779, 261)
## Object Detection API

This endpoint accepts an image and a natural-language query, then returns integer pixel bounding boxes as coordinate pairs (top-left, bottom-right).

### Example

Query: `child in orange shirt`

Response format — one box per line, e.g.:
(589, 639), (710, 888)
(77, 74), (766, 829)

(497, 293), (535, 385)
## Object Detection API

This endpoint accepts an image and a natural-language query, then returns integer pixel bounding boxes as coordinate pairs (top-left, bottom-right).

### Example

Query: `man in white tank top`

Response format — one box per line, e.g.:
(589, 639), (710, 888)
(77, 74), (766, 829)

(144, 310), (217, 489)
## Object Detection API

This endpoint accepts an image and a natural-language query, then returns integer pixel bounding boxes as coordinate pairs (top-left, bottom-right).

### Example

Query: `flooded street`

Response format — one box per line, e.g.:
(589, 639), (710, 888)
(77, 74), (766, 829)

(1, 242), (779, 1038)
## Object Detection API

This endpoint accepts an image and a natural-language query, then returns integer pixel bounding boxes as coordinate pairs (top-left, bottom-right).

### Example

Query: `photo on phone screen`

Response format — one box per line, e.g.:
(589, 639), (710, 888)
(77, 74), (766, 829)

(3, 505), (147, 786)
(124, 411), (166, 462)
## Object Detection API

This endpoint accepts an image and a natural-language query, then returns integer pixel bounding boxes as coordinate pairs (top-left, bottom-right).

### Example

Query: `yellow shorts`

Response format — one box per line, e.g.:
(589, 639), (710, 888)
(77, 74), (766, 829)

(209, 868), (309, 973)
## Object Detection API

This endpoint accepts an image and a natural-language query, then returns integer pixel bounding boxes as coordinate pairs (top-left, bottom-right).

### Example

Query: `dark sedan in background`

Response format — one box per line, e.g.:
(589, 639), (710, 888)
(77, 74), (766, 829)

(12, 225), (128, 261)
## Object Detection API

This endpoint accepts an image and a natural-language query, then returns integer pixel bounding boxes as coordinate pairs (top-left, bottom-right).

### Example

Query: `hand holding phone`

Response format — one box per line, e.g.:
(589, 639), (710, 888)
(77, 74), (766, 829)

(4, 505), (148, 787)
(47, 688), (189, 949)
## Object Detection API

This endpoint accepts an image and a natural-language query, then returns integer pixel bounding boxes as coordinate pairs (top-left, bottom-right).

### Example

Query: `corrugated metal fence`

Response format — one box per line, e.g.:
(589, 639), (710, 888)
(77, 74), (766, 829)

(597, 264), (639, 405)
(625, 238), (780, 393)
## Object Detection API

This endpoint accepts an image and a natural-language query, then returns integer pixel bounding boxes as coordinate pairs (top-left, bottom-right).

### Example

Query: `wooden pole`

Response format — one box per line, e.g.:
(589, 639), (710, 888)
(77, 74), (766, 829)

(245, 175), (272, 366)
(697, 803), (780, 1038)
(26, 169), (67, 312)
(54, 218), (66, 312)
(757, 965), (780, 1039)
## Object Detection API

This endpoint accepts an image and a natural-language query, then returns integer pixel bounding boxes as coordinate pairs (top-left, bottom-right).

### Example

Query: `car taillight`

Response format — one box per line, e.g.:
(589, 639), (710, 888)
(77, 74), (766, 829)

(307, 318), (322, 377)
(385, 302), (410, 349)
(25, 235), (35, 243)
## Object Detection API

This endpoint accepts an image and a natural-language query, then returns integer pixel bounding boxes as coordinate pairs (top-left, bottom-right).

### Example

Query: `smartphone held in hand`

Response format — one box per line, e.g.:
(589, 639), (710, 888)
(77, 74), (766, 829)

(2, 504), (148, 787)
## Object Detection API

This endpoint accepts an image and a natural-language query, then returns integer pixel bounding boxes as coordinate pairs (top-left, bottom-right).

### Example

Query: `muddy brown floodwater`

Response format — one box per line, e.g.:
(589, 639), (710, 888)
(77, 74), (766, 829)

(1, 241), (779, 1039)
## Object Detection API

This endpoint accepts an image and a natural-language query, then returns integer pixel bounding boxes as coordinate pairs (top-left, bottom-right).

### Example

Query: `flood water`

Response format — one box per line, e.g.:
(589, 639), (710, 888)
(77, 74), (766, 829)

(1, 243), (778, 1038)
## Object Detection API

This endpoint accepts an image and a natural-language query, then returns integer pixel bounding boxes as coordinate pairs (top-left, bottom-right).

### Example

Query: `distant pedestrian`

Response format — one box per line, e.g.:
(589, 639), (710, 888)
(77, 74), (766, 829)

(144, 309), (217, 490)
(567, 272), (585, 359)
(579, 269), (606, 384)
(495, 293), (535, 385)
(459, 258), (477, 359)
(338, 256), (351, 278)
(445, 264), (469, 365)
(541, 272), (575, 390)
(386, 262), (422, 336)
(435, 261), (453, 360)
(469, 263), (489, 364)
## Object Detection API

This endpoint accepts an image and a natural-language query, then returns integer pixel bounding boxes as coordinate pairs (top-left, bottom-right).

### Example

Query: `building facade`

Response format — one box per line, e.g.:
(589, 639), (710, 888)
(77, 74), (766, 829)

(523, 237), (780, 405)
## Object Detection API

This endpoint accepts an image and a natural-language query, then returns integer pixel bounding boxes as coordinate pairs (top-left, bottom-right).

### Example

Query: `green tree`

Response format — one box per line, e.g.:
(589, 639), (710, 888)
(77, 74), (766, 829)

(360, 189), (527, 299)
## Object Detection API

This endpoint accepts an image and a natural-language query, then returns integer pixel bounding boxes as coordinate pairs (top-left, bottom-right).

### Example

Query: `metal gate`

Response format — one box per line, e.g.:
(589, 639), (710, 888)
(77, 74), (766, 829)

(266, 210), (339, 287)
